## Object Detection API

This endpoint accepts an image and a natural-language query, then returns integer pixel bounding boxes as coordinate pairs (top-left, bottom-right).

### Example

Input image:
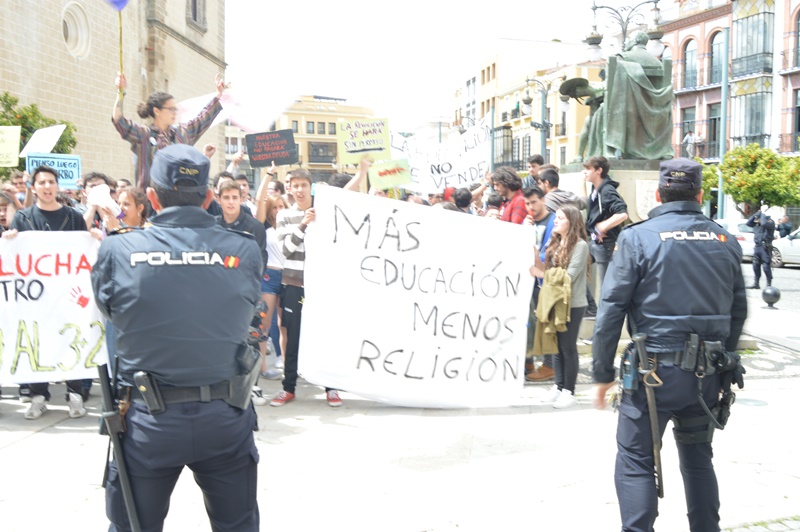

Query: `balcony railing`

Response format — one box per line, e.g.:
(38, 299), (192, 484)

(780, 48), (800, 70)
(674, 141), (721, 159)
(731, 134), (770, 148)
(674, 66), (726, 89)
(731, 53), (773, 78)
(555, 124), (566, 136)
(683, 69), (698, 89)
(511, 108), (520, 119)
(501, 112), (509, 122)
(778, 133), (800, 153)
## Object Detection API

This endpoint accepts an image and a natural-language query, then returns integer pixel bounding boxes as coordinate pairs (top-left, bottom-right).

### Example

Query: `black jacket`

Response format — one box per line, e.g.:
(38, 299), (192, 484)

(216, 210), (267, 269)
(592, 201), (747, 384)
(746, 212), (775, 247)
(586, 177), (628, 243)
(91, 206), (263, 387)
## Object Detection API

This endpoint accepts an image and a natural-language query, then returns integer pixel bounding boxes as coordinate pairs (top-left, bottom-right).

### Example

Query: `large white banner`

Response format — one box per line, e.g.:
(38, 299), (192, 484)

(390, 118), (492, 194)
(0, 233), (108, 384)
(301, 187), (536, 408)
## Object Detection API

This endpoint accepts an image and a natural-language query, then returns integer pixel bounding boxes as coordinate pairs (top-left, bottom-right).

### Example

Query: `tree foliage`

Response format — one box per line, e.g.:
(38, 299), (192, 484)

(0, 92), (78, 179)
(718, 143), (800, 213)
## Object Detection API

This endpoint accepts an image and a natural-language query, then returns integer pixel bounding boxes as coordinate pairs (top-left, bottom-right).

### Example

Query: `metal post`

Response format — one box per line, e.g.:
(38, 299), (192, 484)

(717, 27), (729, 220)
(490, 106), (496, 171)
(540, 86), (548, 159)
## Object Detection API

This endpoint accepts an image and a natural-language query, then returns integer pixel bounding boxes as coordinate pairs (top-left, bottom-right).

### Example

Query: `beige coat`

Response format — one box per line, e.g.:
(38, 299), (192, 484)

(532, 267), (572, 356)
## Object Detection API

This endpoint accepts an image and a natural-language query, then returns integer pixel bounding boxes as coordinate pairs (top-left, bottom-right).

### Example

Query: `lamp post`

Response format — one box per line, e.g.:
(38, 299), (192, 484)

(586, 0), (664, 59)
(457, 115), (477, 135)
(522, 77), (567, 161)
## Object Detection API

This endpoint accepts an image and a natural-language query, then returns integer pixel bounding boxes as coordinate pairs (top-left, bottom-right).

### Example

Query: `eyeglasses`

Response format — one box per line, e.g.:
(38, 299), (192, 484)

(160, 106), (179, 112)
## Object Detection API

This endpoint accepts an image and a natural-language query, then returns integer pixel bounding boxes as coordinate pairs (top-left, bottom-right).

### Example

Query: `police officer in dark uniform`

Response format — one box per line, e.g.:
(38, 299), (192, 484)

(91, 144), (263, 531)
(592, 158), (747, 532)
(746, 209), (775, 289)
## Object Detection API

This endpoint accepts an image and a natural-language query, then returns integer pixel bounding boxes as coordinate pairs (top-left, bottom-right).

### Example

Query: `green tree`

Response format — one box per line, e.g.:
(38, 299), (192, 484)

(718, 143), (800, 214)
(0, 92), (78, 179)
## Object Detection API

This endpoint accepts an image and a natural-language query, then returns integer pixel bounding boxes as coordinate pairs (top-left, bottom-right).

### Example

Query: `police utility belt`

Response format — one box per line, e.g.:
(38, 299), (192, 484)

(122, 343), (261, 414)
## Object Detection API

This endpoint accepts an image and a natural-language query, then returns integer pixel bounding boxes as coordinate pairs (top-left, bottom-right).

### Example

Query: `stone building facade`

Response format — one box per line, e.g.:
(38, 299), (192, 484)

(0, 0), (226, 184)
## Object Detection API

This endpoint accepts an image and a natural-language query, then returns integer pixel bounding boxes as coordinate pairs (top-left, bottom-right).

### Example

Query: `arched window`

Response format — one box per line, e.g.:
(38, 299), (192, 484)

(710, 33), (724, 84)
(795, 12), (800, 68)
(684, 40), (698, 88)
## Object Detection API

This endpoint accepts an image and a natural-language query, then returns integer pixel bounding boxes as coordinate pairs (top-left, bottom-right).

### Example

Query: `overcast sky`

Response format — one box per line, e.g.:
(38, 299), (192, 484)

(225, 0), (653, 130)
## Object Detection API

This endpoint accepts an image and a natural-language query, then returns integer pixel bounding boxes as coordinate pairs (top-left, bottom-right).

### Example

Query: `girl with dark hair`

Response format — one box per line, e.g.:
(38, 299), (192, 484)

(531, 204), (589, 408)
(104, 187), (150, 230)
(112, 71), (226, 191)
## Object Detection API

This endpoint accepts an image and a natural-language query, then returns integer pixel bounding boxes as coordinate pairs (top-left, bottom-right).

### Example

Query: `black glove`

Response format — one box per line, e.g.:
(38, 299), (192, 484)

(732, 359), (746, 389)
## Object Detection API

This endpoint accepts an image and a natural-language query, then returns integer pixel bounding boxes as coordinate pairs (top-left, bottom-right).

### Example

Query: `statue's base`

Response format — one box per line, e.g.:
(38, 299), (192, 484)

(559, 159), (662, 223)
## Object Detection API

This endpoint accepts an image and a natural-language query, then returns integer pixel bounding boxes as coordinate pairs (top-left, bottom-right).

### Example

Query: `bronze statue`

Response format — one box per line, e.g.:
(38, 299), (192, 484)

(561, 30), (673, 161)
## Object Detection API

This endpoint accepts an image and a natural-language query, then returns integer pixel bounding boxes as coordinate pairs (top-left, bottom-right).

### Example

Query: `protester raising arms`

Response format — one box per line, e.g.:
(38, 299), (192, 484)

(112, 71), (226, 191)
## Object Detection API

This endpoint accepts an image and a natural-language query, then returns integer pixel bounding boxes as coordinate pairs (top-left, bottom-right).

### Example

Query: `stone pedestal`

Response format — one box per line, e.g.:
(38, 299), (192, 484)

(559, 159), (662, 222)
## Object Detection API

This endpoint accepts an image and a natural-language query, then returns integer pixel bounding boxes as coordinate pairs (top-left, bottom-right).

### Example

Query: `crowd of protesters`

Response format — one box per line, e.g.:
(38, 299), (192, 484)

(1, 148), (632, 416)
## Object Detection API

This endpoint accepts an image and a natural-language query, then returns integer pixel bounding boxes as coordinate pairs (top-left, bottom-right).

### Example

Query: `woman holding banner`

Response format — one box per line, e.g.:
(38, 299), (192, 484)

(530, 204), (589, 409)
(112, 72), (226, 191)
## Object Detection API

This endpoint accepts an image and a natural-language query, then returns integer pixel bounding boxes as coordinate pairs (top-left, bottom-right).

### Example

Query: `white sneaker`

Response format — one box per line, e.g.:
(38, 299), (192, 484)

(260, 368), (283, 380)
(543, 385), (561, 403)
(19, 395), (32, 404)
(67, 392), (87, 418)
(553, 389), (577, 409)
(274, 357), (284, 370)
(24, 395), (47, 420)
(251, 386), (268, 406)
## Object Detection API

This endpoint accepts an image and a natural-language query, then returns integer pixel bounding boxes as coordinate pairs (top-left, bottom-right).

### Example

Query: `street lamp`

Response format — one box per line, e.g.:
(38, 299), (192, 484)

(522, 77), (567, 160)
(585, 0), (664, 58)
(457, 115), (477, 135)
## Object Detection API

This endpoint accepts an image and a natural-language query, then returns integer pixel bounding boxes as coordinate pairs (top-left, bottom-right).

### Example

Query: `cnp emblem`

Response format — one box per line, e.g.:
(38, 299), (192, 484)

(224, 256), (240, 269)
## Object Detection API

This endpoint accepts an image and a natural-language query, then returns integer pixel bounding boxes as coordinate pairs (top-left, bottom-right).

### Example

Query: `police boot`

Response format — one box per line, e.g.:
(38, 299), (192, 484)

(767, 279), (772, 287)
(747, 281), (760, 290)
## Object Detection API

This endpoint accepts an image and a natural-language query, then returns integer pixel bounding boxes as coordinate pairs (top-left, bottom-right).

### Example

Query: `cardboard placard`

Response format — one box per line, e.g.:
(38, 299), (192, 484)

(245, 130), (297, 167)
(18, 124), (66, 158)
(25, 153), (82, 190)
(300, 186), (536, 408)
(0, 232), (108, 383)
(337, 118), (391, 164)
(0, 126), (21, 167)
(368, 159), (412, 190)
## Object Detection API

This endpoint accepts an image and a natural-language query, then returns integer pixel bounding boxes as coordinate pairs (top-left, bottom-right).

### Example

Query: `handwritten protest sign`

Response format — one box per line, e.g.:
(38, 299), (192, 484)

(26, 153), (81, 190)
(368, 159), (412, 190)
(245, 129), (298, 167)
(390, 117), (492, 194)
(0, 126), (21, 167)
(18, 124), (66, 158)
(0, 232), (108, 384)
(301, 187), (536, 408)
(337, 118), (391, 164)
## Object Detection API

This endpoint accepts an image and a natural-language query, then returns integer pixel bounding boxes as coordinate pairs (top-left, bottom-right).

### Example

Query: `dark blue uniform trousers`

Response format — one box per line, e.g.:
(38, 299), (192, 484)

(615, 366), (722, 532)
(106, 399), (259, 531)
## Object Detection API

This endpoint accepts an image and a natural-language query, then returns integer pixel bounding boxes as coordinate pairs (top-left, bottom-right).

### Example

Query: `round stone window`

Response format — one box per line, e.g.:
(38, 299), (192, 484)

(62, 2), (91, 59)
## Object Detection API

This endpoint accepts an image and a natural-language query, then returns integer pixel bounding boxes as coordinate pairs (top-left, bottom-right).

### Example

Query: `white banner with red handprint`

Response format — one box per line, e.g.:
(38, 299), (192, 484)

(0, 232), (108, 384)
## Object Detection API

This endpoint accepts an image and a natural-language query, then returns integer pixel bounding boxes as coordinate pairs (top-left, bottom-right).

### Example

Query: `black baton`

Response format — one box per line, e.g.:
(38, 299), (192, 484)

(98, 364), (142, 532)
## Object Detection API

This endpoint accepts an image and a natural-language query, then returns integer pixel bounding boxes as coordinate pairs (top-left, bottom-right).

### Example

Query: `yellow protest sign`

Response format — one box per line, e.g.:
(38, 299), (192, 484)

(0, 126), (21, 167)
(368, 159), (412, 190)
(337, 118), (391, 164)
